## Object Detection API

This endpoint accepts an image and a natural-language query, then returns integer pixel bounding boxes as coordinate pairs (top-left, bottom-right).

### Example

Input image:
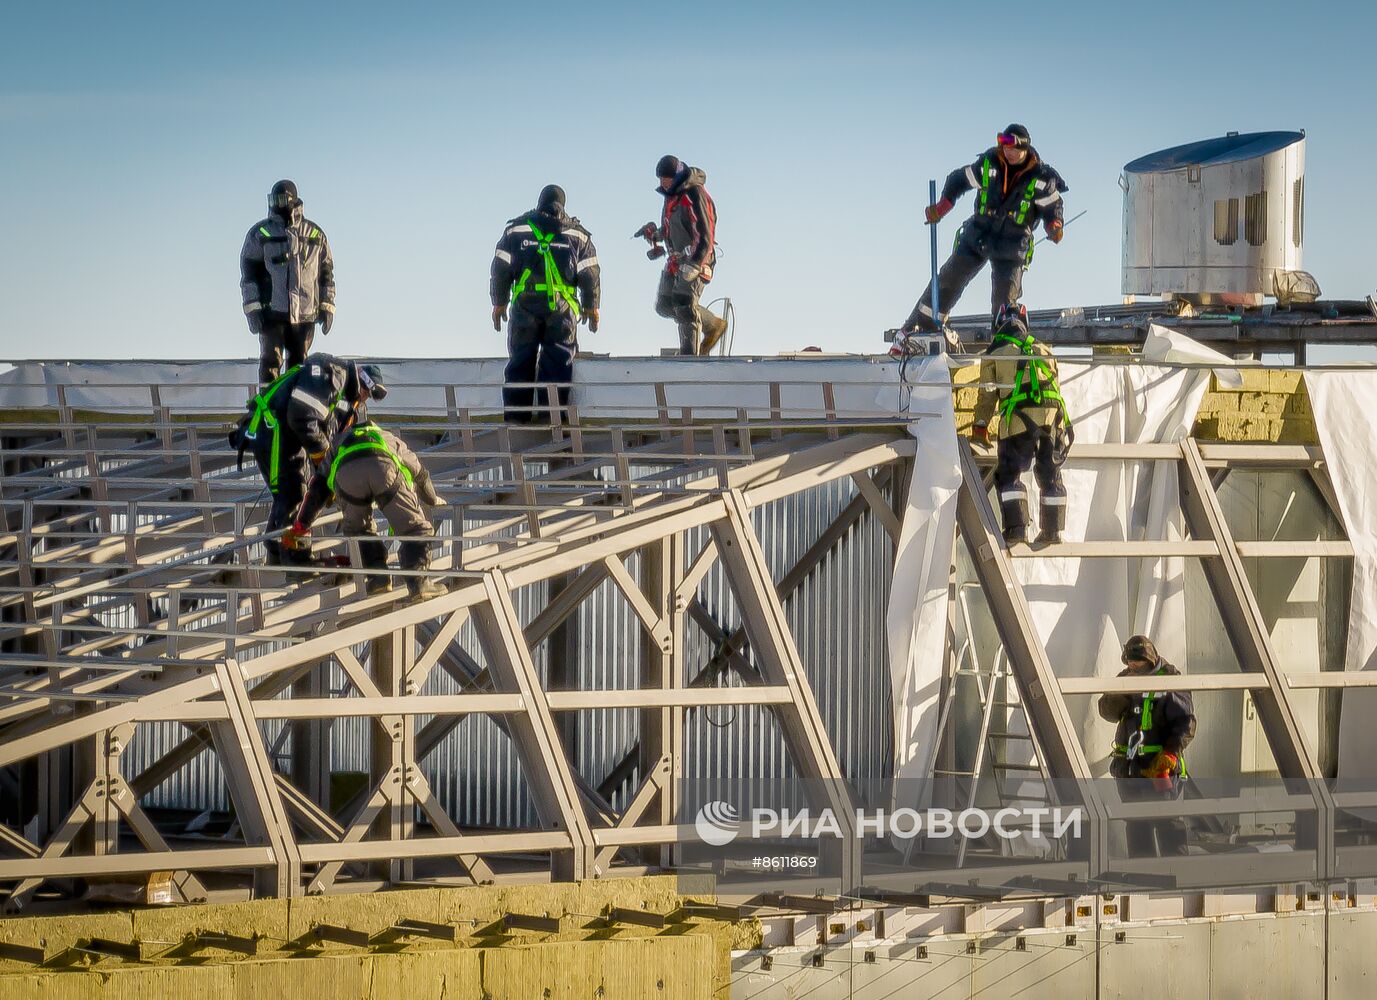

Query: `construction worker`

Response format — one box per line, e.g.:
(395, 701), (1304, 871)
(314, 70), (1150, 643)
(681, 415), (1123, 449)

(1098, 634), (1197, 857)
(239, 180), (336, 388)
(281, 417), (446, 600)
(228, 355), (385, 566)
(635, 155), (728, 356)
(490, 185), (600, 425)
(898, 125), (1067, 341)
(972, 306), (1073, 546)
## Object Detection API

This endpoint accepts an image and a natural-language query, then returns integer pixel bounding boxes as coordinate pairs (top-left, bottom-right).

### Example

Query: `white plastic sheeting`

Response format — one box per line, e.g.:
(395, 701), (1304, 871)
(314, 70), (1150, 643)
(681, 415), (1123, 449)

(889, 341), (1215, 816)
(1303, 371), (1377, 780)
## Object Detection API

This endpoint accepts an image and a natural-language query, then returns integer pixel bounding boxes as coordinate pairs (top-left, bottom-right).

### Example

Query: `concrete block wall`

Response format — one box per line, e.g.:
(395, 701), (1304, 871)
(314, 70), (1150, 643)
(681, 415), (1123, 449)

(951, 364), (1318, 444)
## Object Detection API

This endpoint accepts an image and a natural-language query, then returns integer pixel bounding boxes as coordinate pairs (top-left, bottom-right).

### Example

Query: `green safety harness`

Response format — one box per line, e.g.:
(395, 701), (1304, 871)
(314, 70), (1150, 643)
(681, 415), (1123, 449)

(327, 425), (414, 493)
(977, 156), (1040, 226)
(510, 219), (581, 317)
(994, 331), (1072, 431)
(241, 365), (300, 492)
(1111, 667), (1188, 777)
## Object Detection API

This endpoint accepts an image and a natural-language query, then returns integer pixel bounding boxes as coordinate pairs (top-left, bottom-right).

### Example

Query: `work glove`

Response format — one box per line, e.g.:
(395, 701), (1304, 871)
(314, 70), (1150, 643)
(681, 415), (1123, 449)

(246, 310), (263, 335)
(1045, 219), (1064, 244)
(415, 470), (442, 507)
(1144, 751), (1179, 792)
(582, 308), (599, 333)
(971, 423), (991, 445)
(491, 304), (507, 332)
(319, 310), (334, 335)
(678, 263), (701, 283)
(281, 521), (312, 552)
(924, 197), (955, 225)
(646, 245), (666, 260)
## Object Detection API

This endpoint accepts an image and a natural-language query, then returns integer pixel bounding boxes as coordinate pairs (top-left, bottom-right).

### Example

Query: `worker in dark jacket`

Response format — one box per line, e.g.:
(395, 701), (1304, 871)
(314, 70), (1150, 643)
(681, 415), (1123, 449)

(1098, 634), (1197, 857)
(240, 180), (337, 388)
(228, 355), (385, 565)
(490, 185), (600, 424)
(636, 156), (728, 355)
(972, 306), (1073, 546)
(899, 125), (1067, 338)
(282, 418), (446, 600)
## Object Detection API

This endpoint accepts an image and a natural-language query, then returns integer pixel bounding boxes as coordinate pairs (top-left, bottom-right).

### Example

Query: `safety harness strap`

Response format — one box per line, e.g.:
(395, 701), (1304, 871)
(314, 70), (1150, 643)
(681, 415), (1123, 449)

(510, 219), (580, 317)
(327, 426), (415, 492)
(994, 333), (1072, 429)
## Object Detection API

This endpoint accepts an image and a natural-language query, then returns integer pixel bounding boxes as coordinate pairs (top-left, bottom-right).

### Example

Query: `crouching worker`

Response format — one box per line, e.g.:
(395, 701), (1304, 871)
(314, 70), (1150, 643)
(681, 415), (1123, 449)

(1098, 634), (1197, 857)
(281, 418), (446, 600)
(228, 355), (385, 566)
(971, 304), (1074, 546)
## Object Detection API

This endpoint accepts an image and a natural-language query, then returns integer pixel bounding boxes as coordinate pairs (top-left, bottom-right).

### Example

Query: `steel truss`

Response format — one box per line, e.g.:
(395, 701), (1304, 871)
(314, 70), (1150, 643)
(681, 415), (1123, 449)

(0, 372), (1373, 908)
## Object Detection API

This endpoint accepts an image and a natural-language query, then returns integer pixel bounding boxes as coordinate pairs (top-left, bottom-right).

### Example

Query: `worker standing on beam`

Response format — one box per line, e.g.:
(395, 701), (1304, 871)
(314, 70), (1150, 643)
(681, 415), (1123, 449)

(972, 305), (1073, 546)
(281, 415), (446, 600)
(635, 155), (728, 356)
(898, 125), (1067, 337)
(239, 180), (337, 389)
(1097, 635), (1197, 857)
(228, 354), (385, 566)
(490, 185), (600, 425)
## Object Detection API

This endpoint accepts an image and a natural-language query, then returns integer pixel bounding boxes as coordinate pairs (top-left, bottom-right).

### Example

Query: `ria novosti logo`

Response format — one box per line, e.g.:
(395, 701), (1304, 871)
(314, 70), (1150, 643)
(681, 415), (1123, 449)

(694, 800), (742, 846)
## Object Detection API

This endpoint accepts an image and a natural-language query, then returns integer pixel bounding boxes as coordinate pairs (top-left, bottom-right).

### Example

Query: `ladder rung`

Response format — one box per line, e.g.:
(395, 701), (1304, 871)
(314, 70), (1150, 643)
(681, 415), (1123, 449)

(992, 763), (1043, 772)
(933, 768), (977, 777)
(987, 732), (1032, 740)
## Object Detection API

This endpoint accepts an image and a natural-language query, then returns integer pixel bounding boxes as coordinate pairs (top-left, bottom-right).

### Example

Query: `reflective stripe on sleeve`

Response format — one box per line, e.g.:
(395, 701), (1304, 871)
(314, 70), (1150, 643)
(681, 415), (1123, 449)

(575, 256), (599, 273)
(243, 301), (263, 313)
(290, 387), (330, 418)
(494, 249), (513, 264)
(1035, 191), (1062, 207)
(964, 165), (979, 188)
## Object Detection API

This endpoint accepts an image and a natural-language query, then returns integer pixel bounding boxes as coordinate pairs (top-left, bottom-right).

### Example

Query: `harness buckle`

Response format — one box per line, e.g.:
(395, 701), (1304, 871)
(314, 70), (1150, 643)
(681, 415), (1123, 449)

(1125, 730), (1145, 760)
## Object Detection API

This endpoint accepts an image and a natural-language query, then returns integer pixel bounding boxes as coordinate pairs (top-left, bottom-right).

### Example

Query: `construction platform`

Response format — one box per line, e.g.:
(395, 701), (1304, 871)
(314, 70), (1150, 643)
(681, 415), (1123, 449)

(2, 354), (1377, 997)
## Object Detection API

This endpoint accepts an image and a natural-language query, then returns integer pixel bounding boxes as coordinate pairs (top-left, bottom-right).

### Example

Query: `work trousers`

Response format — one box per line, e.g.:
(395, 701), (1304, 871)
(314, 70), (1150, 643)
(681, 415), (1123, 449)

(258, 317), (315, 388)
(905, 225), (1026, 332)
(248, 425), (309, 565)
(504, 304), (577, 424)
(655, 269), (712, 355)
(1111, 758), (1187, 857)
(994, 422), (1066, 533)
(333, 454), (435, 575)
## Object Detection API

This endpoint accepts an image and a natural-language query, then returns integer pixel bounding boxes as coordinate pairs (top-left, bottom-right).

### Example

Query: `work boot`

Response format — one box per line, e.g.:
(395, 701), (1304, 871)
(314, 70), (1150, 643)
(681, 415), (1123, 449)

(358, 539), (392, 595)
(999, 492), (1029, 548)
(1034, 499), (1067, 548)
(699, 307), (729, 356)
(399, 539), (444, 601)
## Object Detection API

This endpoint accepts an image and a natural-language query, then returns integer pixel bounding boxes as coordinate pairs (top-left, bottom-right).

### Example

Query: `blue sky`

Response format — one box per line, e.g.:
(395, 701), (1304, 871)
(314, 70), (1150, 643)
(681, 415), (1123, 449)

(3, 0), (1374, 360)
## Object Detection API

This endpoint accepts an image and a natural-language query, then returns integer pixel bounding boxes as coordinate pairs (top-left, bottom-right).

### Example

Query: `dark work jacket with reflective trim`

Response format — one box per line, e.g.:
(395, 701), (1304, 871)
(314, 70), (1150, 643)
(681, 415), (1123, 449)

(259, 353), (359, 456)
(940, 146), (1068, 252)
(1097, 658), (1197, 774)
(239, 205), (336, 324)
(490, 207), (600, 315)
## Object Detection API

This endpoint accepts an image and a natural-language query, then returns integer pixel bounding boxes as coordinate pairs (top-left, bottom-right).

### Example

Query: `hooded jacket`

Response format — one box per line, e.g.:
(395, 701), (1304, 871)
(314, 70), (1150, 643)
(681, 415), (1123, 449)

(1098, 657), (1197, 774)
(252, 353), (366, 456)
(658, 166), (716, 269)
(240, 204), (336, 325)
(490, 207), (600, 316)
(941, 147), (1067, 241)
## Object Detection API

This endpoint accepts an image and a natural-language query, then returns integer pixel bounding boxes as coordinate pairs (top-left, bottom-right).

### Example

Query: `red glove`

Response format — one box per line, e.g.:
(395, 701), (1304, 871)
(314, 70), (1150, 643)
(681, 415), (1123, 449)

(971, 423), (990, 445)
(281, 521), (312, 552)
(1145, 751), (1178, 792)
(1045, 219), (1064, 244)
(924, 198), (954, 225)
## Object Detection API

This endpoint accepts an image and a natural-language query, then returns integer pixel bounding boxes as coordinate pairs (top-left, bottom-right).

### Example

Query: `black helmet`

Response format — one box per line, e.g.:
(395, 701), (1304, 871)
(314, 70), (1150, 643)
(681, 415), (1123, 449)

(269, 179), (301, 215)
(1121, 634), (1160, 666)
(655, 154), (681, 179)
(537, 184), (565, 212)
(998, 124), (1031, 148)
(356, 363), (387, 401)
(993, 303), (1029, 335)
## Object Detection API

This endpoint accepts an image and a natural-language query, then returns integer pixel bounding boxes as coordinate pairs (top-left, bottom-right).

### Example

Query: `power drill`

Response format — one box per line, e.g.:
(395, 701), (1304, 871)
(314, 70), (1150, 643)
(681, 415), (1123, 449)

(632, 222), (666, 260)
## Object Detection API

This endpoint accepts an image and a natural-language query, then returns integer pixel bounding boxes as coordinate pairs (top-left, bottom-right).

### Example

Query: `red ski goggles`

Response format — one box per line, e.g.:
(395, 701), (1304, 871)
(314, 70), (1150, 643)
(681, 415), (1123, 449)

(997, 132), (1029, 148)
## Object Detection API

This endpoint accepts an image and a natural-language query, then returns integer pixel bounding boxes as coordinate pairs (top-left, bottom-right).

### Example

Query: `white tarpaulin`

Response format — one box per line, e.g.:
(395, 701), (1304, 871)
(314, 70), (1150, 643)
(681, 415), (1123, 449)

(0, 356), (911, 420)
(889, 336), (1218, 817)
(1303, 371), (1377, 781)
(885, 358), (962, 802)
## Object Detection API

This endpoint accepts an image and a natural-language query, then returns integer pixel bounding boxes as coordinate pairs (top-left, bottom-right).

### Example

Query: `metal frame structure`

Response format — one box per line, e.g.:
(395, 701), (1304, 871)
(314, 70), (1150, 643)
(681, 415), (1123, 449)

(1, 366), (1376, 910)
